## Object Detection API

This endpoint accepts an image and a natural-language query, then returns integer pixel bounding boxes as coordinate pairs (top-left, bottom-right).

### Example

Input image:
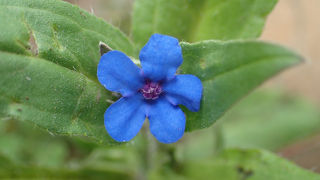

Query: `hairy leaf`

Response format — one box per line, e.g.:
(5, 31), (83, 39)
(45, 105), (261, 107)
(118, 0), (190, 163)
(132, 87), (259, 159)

(132, 0), (277, 48)
(0, 0), (135, 144)
(180, 40), (302, 131)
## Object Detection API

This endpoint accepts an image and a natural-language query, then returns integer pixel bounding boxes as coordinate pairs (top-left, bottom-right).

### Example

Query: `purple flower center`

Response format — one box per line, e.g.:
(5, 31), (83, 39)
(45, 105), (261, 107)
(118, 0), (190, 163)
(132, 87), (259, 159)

(140, 81), (162, 100)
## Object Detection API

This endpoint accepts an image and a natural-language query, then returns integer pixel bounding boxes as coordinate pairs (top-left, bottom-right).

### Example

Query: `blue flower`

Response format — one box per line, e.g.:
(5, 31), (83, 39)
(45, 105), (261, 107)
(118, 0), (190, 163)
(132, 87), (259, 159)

(97, 34), (202, 144)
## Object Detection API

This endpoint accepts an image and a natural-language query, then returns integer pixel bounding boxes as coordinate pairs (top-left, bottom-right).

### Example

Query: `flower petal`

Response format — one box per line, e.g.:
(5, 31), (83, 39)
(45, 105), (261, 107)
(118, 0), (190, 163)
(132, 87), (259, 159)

(163, 75), (203, 112)
(148, 97), (186, 143)
(139, 34), (183, 81)
(97, 50), (144, 97)
(104, 94), (146, 142)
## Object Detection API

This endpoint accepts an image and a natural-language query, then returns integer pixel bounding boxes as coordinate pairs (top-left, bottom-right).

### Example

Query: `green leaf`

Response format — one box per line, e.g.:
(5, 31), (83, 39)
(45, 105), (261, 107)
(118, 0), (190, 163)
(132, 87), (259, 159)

(132, 0), (277, 48)
(184, 148), (320, 180)
(0, 0), (135, 144)
(180, 40), (302, 131)
(0, 51), (115, 144)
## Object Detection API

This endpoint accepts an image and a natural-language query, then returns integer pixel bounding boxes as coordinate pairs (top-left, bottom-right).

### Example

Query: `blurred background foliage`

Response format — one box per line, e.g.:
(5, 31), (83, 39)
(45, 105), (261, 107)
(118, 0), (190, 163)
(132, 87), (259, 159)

(1, 0), (319, 179)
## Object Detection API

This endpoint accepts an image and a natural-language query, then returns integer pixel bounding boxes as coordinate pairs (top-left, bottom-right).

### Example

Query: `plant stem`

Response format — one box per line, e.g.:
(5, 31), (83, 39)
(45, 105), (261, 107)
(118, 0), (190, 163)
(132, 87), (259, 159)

(213, 124), (224, 153)
(137, 123), (157, 180)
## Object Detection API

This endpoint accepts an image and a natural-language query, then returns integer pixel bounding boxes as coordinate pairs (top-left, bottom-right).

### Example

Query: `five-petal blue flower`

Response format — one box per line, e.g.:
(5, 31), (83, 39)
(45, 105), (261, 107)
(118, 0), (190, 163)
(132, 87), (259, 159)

(97, 34), (202, 144)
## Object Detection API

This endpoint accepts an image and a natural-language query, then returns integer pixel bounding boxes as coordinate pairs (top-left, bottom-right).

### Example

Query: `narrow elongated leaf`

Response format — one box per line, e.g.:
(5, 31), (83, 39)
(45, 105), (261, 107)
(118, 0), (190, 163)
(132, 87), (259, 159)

(0, 52), (115, 143)
(0, 0), (135, 77)
(180, 40), (302, 131)
(132, 0), (277, 47)
(0, 0), (135, 144)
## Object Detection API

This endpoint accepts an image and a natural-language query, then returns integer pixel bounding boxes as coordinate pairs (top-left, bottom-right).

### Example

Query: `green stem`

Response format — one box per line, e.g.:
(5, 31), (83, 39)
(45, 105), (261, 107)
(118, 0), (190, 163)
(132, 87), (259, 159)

(137, 124), (157, 180)
(213, 124), (224, 153)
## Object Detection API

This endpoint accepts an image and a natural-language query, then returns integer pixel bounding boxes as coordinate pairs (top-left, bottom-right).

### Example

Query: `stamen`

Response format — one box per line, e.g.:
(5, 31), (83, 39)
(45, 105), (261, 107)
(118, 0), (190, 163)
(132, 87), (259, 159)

(140, 81), (162, 100)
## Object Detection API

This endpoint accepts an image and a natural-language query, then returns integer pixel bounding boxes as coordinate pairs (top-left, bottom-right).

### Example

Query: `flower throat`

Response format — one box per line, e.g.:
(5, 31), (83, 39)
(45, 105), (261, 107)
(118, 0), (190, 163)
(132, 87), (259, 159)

(140, 81), (162, 100)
